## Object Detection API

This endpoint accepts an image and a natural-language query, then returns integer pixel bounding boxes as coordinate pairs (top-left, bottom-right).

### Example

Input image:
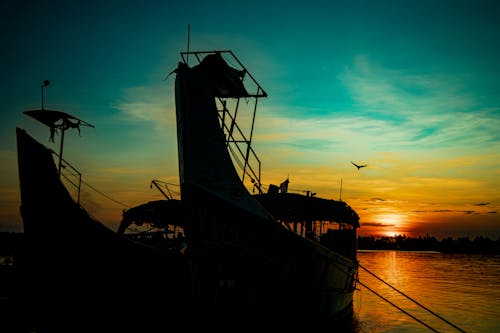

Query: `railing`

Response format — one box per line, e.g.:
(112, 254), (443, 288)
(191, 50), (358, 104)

(180, 50), (268, 194)
(50, 149), (82, 204)
(218, 98), (263, 193)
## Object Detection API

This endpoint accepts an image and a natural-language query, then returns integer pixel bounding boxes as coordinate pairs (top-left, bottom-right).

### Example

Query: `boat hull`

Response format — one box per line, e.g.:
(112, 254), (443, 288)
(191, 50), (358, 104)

(185, 184), (357, 328)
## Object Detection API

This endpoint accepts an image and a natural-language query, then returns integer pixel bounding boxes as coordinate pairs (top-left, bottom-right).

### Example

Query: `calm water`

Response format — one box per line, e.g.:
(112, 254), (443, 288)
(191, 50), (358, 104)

(354, 251), (500, 333)
(2, 252), (499, 331)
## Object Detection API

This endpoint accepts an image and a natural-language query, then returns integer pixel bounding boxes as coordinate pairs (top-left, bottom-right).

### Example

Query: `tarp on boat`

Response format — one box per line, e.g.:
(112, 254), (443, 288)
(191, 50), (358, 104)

(253, 192), (360, 227)
(191, 52), (250, 98)
(118, 199), (185, 234)
(24, 109), (94, 129)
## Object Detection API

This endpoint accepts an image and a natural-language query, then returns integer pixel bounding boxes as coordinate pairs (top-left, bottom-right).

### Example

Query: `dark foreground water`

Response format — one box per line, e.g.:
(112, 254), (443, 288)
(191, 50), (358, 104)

(354, 251), (500, 333)
(2, 251), (499, 332)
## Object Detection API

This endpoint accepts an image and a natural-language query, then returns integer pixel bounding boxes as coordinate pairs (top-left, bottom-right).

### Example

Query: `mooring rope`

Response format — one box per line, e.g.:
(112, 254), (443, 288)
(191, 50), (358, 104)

(356, 279), (442, 333)
(358, 263), (468, 333)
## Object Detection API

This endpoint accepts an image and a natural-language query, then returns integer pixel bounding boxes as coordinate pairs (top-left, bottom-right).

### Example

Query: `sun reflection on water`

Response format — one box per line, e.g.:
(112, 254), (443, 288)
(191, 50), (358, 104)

(354, 251), (500, 333)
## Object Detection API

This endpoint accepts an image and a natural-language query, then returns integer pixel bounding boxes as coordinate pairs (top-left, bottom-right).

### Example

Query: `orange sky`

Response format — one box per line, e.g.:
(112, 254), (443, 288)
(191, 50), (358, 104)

(0, 1), (499, 239)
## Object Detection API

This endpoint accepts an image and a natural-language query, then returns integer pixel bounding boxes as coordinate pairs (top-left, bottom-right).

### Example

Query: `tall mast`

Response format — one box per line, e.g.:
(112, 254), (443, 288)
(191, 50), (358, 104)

(24, 81), (94, 177)
(339, 178), (343, 201)
(41, 80), (50, 110)
(186, 24), (190, 66)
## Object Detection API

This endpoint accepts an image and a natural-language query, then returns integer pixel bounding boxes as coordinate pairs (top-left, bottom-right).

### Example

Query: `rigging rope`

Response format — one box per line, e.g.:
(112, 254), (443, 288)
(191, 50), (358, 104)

(80, 179), (130, 209)
(55, 151), (131, 209)
(358, 263), (468, 333)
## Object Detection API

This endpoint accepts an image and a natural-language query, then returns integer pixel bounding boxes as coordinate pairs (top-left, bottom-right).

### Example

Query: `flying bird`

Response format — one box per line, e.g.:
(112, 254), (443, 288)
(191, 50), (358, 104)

(351, 161), (367, 170)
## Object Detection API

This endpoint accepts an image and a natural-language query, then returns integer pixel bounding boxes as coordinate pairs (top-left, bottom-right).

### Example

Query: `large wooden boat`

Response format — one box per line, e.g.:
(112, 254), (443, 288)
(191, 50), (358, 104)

(173, 50), (360, 329)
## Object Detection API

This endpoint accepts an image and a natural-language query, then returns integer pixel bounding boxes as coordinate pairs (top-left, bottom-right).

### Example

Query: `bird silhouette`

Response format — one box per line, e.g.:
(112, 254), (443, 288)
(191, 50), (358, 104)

(351, 161), (367, 170)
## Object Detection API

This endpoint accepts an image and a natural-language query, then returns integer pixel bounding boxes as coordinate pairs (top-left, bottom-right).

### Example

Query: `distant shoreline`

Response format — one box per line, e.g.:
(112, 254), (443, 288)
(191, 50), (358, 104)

(357, 234), (500, 254)
(358, 249), (441, 253)
(1, 232), (499, 256)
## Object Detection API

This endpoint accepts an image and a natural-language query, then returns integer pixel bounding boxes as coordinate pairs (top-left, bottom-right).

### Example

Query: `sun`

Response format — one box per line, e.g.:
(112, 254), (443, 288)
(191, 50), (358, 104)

(374, 213), (408, 237)
(377, 213), (403, 225)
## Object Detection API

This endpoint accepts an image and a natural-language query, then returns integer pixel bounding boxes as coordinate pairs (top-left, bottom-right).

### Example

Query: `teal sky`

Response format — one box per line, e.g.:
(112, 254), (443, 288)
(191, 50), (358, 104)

(1, 0), (499, 238)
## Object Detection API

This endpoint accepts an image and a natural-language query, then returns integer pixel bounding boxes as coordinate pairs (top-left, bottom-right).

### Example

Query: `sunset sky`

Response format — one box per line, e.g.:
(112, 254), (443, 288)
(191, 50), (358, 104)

(1, 0), (499, 239)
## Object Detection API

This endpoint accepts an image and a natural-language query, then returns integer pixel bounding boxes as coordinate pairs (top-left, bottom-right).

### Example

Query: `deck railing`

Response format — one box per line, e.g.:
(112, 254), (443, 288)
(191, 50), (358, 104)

(50, 149), (82, 204)
(180, 50), (267, 194)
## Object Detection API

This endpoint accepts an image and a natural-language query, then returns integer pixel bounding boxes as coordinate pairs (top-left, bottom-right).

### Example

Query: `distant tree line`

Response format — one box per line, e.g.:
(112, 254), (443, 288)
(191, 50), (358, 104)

(2, 232), (499, 256)
(358, 234), (500, 254)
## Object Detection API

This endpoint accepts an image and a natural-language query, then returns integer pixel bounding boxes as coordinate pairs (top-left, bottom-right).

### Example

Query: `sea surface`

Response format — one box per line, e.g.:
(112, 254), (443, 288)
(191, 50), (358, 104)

(353, 250), (500, 333)
(2, 251), (499, 332)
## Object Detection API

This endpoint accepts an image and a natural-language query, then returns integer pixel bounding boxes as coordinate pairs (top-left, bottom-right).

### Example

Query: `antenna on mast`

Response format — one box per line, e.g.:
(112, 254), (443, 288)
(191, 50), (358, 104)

(25, 80), (94, 177)
(41, 80), (50, 110)
(339, 178), (343, 201)
(186, 24), (191, 65)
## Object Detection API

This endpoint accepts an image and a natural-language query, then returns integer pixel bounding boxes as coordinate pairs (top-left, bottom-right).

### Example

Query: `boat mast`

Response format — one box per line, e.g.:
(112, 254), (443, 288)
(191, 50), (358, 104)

(58, 126), (66, 175)
(24, 81), (94, 178)
(41, 80), (50, 110)
(339, 178), (343, 201)
(39, 79), (65, 175)
(186, 24), (190, 66)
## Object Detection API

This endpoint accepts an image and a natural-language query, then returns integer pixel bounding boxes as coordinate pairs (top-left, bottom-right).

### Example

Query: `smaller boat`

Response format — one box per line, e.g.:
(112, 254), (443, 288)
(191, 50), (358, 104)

(16, 109), (189, 331)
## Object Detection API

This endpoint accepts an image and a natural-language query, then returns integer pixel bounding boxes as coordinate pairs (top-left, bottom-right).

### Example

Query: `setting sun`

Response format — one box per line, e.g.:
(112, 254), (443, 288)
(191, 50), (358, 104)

(375, 213), (405, 225)
(371, 213), (409, 237)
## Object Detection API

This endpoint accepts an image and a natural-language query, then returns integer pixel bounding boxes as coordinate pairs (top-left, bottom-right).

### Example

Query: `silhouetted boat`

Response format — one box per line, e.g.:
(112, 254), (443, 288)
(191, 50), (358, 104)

(171, 50), (360, 329)
(15, 113), (188, 332)
(15, 49), (360, 330)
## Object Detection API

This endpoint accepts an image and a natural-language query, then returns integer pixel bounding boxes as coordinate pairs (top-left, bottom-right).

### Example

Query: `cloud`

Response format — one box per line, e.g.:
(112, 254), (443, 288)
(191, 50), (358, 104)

(361, 222), (395, 228)
(339, 54), (475, 115)
(337, 54), (500, 152)
(113, 83), (176, 131)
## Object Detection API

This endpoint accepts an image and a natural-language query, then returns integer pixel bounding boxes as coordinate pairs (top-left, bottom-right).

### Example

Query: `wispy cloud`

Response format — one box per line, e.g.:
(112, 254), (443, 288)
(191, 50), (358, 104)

(113, 82), (176, 131)
(337, 54), (500, 152)
(362, 222), (395, 228)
